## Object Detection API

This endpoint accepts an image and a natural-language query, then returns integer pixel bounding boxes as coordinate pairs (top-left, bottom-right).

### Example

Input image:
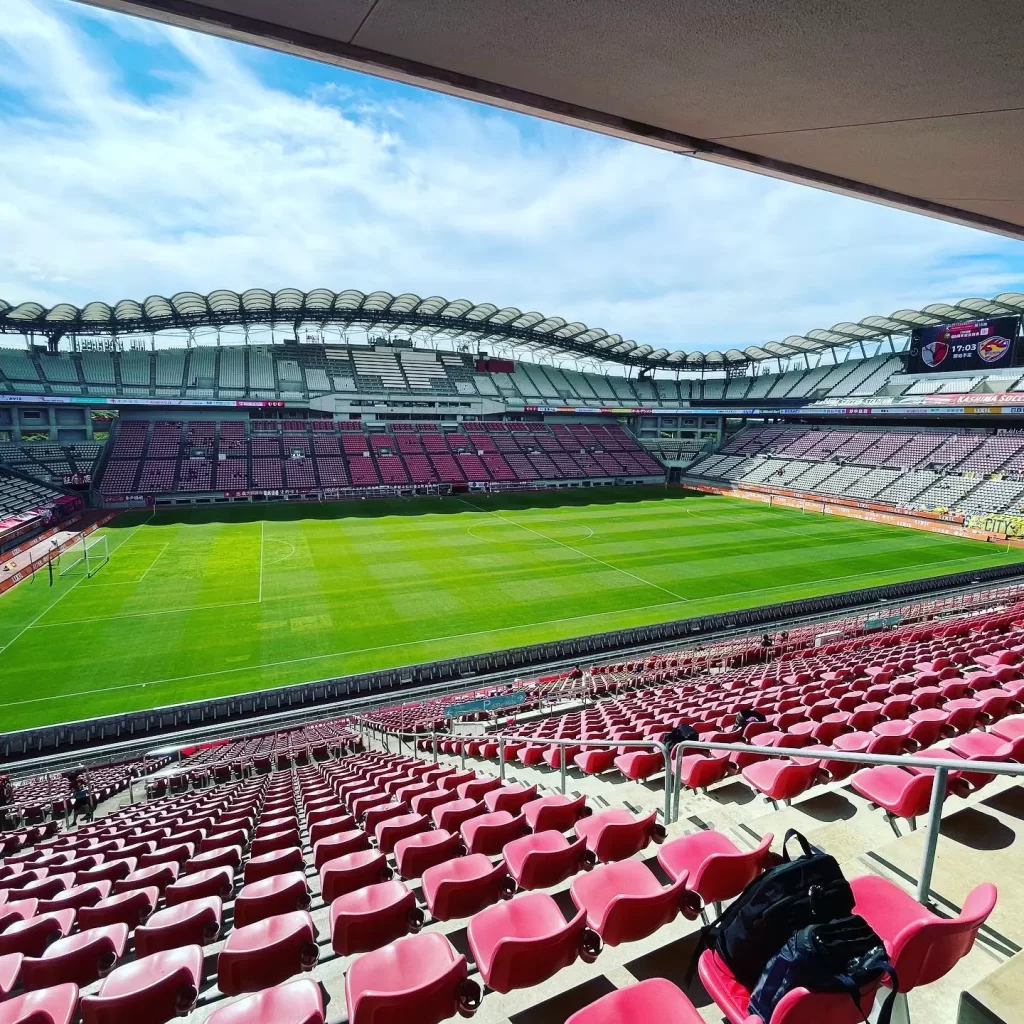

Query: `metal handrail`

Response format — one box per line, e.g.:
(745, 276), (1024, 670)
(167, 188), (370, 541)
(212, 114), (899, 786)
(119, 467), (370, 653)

(497, 733), (673, 824)
(671, 738), (1024, 904)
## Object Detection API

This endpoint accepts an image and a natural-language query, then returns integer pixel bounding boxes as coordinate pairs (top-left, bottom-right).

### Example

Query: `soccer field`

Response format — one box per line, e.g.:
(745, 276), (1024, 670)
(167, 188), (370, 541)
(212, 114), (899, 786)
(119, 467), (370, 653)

(1, 486), (1021, 730)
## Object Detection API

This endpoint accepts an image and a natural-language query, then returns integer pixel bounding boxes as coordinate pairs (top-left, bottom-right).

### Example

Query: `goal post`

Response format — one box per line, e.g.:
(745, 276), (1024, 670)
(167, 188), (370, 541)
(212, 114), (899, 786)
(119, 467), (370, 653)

(59, 534), (110, 579)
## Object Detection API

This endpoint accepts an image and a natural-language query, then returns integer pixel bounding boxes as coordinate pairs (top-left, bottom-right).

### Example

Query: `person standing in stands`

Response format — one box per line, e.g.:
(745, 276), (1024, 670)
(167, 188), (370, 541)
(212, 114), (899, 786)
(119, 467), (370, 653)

(70, 772), (93, 825)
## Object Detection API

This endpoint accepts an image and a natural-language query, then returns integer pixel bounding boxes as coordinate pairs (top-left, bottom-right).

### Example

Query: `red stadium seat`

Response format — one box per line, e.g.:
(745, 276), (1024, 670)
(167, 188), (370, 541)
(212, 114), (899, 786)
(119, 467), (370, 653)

(78, 887), (159, 931)
(134, 897), (223, 956)
(217, 911), (318, 996)
(431, 799), (485, 834)
(375, 814), (430, 855)
(0, 983), (79, 1024)
(329, 880), (422, 956)
(657, 830), (773, 910)
(319, 850), (390, 906)
(614, 750), (664, 781)
(850, 766), (935, 826)
(570, 860), (694, 945)
(204, 979), (324, 1024)
(676, 752), (731, 792)
(0, 953), (22, 999)
(250, 830), (300, 859)
(307, 815), (356, 848)
(522, 794), (588, 833)
(234, 873), (310, 928)
(19, 924), (128, 990)
(312, 831), (369, 872)
(455, 777), (501, 802)
(344, 933), (478, 1024)
(468, 891), (591, 992)
(393, 830), (463, 880)
(573, 809), (663, 863)
(421, 854), (511, 921)
(80, 945), (203, 1024)
(851, 875), (997, 991)
(113, 863), (179, 896)
(460, 811), (526, 856)
(410, 788), (457, 817)
(163, 866), (233, 907)
(573, 749), (617, 775)
(0, 911), (76, 958)
(482, 784), (538, 816)
(741, 758), (821, 805)
(184, 846), (242, 875)
(503, 831), (590, 891)
(565, 978), (704, 1024)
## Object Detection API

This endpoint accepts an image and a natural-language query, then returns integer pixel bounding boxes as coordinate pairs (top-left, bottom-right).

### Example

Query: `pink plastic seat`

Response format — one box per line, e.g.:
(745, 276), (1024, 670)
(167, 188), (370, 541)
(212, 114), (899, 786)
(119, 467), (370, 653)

(565, 978), (704, 1024)
(217, 910), (318, 996)
(77, 887), (159, 931)
(344, 933), (478, 1024)
(134, 897), (223, 956)
(329, 880), (421, 956)
(483, 784), (538, 816)
(0, 983), (79, 1024)
(613, 750), (665, 781)
(319, 850), (390, 905)
(573, 809), (663, 863)
(455, 776), (501, 802)
(460, 811), (526, 856)
(37, 881), (109, 916)
(19, 924), (128, 990)
(431, 799), (485, 834)
(79, 945), (203, 1024)
(0, 952), (22, 999)
(570, 860), (693, 945)
(676, 752), (731, 791)
(521, 793), (588, 833)
(410, 788), (456, 817)
(361, 803), (408, 836)
(699, 948), (878, 1024)
(468, 891), (590, 992)
(503, 831), (590, 890)
(851, 875), (996, 990)
(0, 911), (76, 958)
(850, 766), (934, 824)
(376, 813), (430, 855)
(393, 830), (462, 880)
(421, 854), (510, 921)
(234, 872), (310, 928)
(741, 759), (820, 805)
(657, 830), (773, 908)
(308, 815), (356, 848)
(163, 866), (233, 907)
(250, 830), (300, 859)
(204, 979), (324, 1024)
(114, 863), (179, 896)
(573, 749), (617, 775)
(312, 830), (370, 871)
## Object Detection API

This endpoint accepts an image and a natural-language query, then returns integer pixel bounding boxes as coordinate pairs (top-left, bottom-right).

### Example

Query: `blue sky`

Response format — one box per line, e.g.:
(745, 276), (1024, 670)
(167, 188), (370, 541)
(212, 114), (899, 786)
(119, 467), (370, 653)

(0, 0), (1021, 354)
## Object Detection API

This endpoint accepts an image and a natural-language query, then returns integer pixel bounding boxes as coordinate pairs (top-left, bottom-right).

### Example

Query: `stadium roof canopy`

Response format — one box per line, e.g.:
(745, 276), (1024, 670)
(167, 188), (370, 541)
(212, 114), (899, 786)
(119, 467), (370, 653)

(81, 0), (1024, 239)
(3, 289), (1024, 369)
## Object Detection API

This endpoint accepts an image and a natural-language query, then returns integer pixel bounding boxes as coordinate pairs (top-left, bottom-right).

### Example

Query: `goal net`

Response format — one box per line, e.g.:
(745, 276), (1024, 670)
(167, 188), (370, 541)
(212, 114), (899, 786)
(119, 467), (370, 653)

(59, 534), (110, 579)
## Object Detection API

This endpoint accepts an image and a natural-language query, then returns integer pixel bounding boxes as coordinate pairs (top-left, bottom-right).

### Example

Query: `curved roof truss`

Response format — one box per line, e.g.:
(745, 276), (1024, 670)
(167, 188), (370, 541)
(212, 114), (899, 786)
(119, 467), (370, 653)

(1, 288), (1022, 369)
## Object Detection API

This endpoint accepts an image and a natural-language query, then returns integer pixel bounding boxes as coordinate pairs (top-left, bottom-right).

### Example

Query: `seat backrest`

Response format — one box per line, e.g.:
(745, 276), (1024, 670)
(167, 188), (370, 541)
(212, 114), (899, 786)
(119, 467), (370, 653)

(889, 883), (996, 989)
(770, 984), (878, 1024)
(692, 833), (773, 905)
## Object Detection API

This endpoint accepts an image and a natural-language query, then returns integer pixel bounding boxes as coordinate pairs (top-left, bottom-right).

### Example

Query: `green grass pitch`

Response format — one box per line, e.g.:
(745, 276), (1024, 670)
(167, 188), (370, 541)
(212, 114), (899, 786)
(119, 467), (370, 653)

(1, 486), (1021, 730)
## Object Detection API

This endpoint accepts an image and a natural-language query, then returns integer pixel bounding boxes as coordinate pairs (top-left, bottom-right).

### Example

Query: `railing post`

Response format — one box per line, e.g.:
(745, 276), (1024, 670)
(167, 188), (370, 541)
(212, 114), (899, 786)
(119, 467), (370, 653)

(916, 766), (948, 905)
(432, 734), (438, 764)
(461, 742), (466, 771)
(659, 742), (672, 823)
(560, 744), (567, 796)
(499, 736), (506, 781)
(673, 745), (683, 823)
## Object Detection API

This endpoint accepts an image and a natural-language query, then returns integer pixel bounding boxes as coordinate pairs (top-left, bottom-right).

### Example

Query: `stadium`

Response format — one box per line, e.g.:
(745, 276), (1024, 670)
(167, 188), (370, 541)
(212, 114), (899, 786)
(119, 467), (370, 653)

(2, 3), (1024, 1024)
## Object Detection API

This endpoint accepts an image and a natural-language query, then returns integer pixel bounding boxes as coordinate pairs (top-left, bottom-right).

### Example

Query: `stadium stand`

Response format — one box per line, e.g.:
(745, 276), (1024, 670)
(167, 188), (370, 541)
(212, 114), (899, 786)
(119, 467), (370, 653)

(3, 594), (1022, 1024)
(686, 424), (1024, 517)
(90, 419), (662, 499)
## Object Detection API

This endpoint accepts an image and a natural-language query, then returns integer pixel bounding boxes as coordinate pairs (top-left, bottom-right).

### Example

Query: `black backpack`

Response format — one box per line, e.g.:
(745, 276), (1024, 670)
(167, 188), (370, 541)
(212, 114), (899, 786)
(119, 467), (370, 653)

(695, 829), (856, 990)
(749, 914), (899, 1024)
(663, 723), (699, 751)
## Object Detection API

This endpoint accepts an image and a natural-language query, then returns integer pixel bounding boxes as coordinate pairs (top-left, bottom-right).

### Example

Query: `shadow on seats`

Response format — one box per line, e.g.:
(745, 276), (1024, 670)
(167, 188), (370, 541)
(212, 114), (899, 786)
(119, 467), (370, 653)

(509, 976), (618, 1024)
(708, 782), (755, 806)
(792, 791), (858, 823)
(981, 786), (1024, 822)
(625, 931), (714, 1008)
(940, 808), (1016, 851)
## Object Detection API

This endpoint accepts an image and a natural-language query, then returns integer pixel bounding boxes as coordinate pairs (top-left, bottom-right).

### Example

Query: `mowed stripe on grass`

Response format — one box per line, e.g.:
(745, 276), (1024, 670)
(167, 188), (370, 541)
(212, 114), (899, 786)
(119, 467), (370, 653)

(1, 486), (1020, 729)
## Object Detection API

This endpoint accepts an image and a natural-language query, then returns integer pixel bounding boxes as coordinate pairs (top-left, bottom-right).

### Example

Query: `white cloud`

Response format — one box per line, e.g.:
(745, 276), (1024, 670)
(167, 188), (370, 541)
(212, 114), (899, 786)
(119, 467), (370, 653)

(0, 0), (1020, 354)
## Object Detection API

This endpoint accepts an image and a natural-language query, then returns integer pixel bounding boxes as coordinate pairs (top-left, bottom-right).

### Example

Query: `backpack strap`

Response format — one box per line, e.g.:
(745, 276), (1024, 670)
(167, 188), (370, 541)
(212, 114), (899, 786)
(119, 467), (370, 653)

(781, 829), (814, 862)
(835, 964), (900, 1024)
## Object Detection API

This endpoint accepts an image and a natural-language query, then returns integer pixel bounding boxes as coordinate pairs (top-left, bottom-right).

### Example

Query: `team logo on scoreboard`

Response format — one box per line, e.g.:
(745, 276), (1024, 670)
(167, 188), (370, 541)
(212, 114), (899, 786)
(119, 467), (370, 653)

(978, 335), (1011, 363)
(921, 339), (949, 368)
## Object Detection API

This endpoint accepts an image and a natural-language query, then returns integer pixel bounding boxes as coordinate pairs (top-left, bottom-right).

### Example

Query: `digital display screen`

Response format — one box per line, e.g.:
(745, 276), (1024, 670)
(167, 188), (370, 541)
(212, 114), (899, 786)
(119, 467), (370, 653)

(908, 316), (1021, 374)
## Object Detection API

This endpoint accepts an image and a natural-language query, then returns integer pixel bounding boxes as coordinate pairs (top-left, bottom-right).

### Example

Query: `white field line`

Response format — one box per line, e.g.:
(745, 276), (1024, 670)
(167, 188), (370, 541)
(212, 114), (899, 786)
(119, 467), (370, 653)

(136, 543), (171, 583)
(259, 521), (265, 604)
(458, 499), (690, 603)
